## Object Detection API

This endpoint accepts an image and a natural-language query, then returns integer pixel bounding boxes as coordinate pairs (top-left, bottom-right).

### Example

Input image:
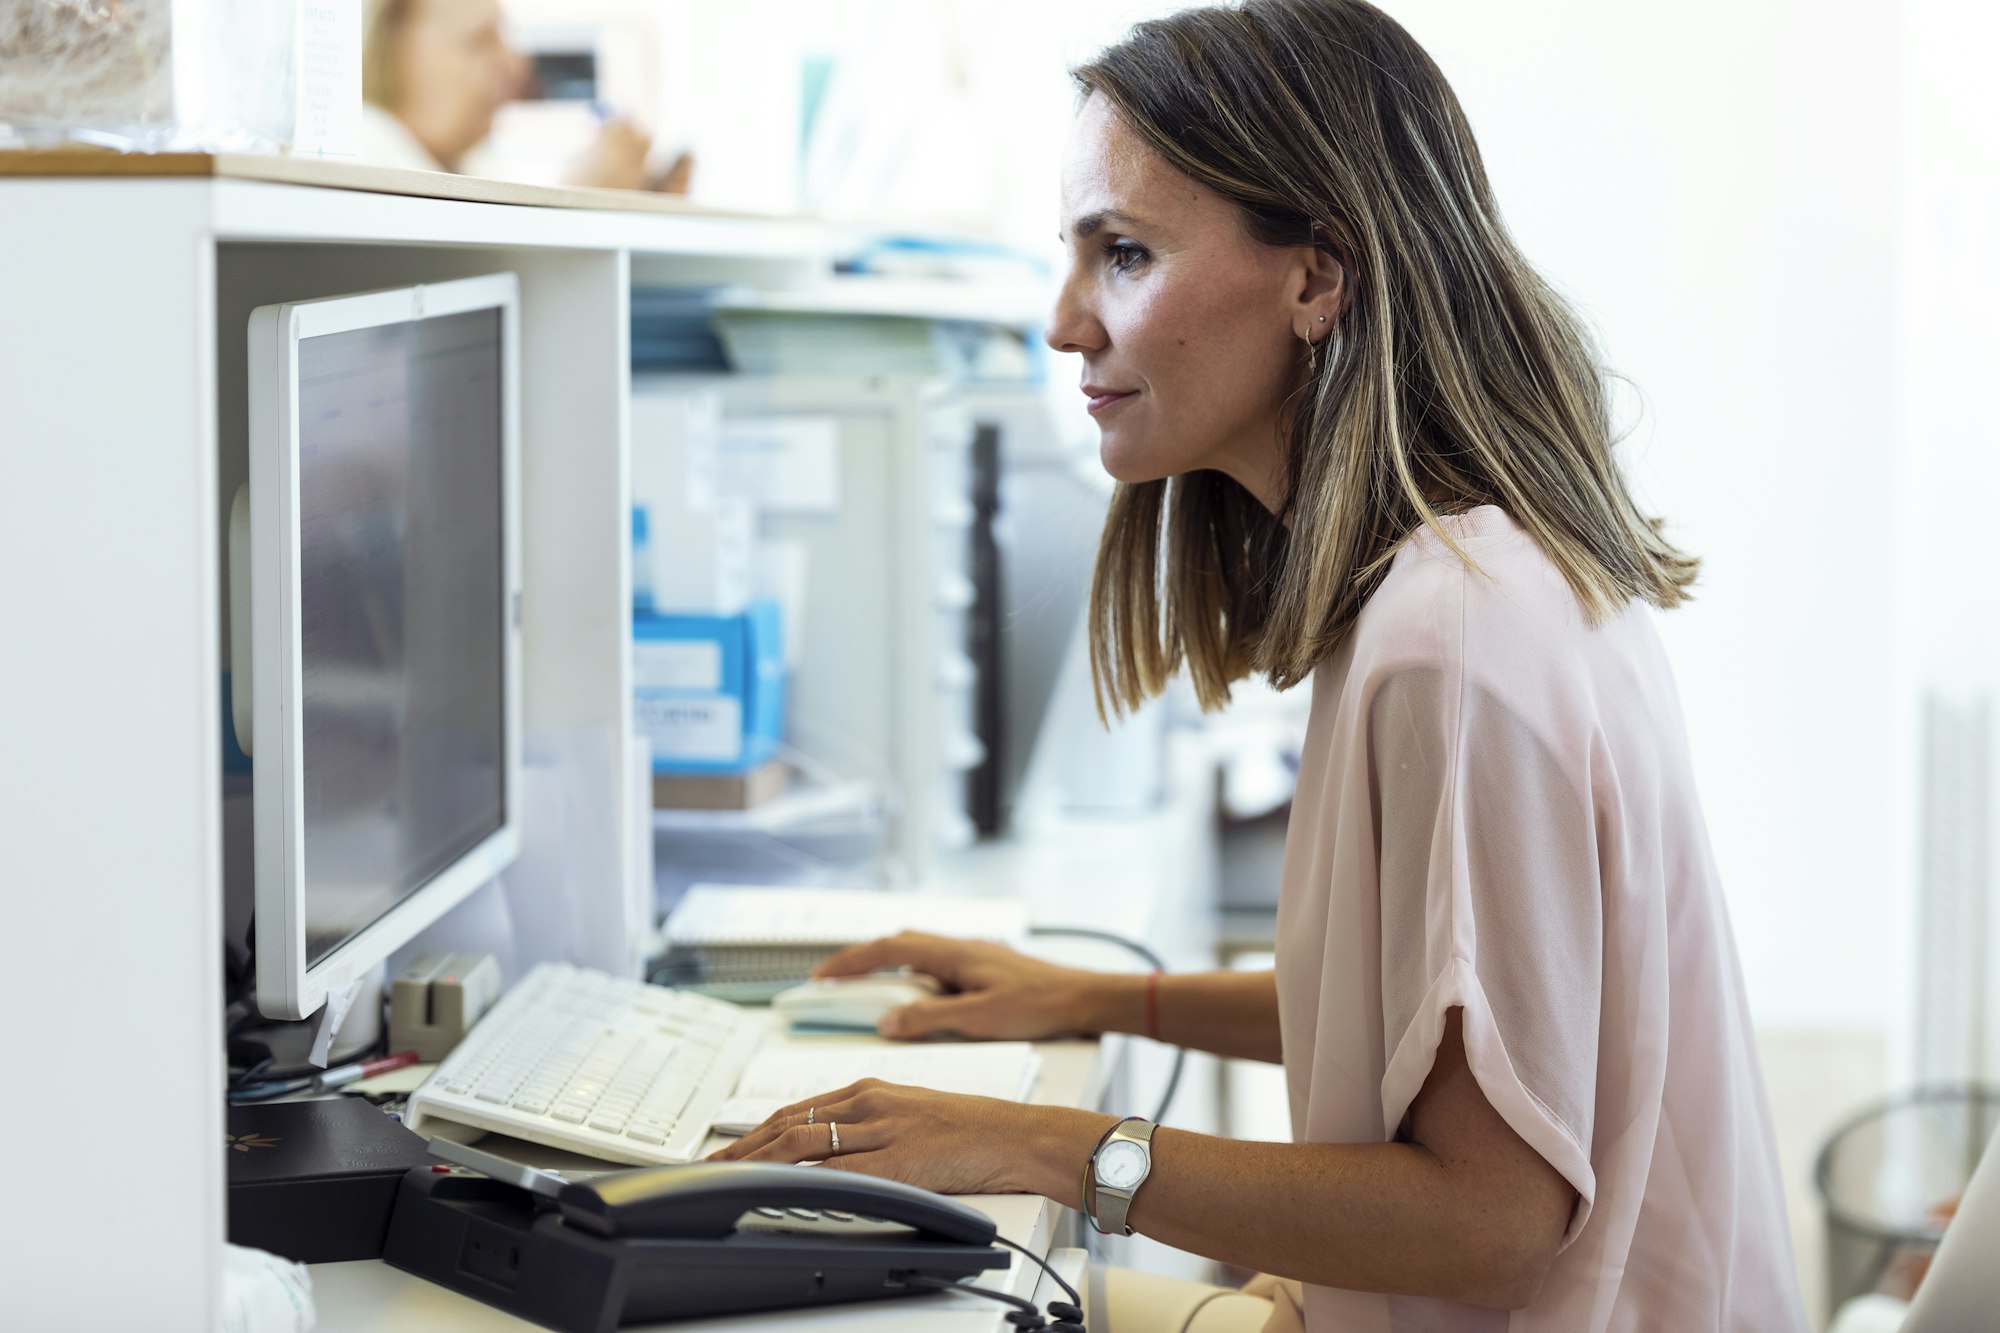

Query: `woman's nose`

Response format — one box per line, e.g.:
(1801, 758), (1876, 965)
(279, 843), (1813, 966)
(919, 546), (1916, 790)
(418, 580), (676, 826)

(1045, 275), (1105, 355)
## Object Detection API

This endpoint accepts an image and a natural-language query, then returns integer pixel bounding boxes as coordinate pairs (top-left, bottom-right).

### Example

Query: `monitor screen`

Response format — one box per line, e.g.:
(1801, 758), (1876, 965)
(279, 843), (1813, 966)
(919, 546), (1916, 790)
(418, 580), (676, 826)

(293, 308), (507, 967)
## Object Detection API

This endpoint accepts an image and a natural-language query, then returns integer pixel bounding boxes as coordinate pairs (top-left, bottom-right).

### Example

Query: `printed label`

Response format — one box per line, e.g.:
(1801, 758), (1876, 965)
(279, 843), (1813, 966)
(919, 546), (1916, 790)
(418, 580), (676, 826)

(634, 640), (724, 692)
(636, 694), (742, 762)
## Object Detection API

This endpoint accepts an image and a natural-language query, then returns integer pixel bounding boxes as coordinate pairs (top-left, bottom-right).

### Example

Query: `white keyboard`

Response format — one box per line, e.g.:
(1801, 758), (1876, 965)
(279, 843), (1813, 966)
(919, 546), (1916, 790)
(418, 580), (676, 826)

(403, 962), (766, 1166)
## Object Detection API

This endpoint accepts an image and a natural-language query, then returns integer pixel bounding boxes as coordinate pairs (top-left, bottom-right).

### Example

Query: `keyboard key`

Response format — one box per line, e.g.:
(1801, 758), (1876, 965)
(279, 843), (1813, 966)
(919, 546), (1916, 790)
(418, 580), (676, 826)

(626, 1126), (667, 1144)
(551, 1105), (589, 1123)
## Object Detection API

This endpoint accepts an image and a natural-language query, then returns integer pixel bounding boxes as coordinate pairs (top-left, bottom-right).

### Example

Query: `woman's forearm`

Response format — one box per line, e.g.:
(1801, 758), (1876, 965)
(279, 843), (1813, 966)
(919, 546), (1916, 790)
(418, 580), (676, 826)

(1075, 969), (1283, 1063)
(1012, 1110), (1558, 1309)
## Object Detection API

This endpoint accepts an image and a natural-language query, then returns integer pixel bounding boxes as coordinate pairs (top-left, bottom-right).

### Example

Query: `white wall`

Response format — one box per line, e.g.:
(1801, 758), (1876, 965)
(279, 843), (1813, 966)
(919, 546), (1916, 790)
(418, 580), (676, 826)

(1385, 1), (1905, 1034)
(1893, 0), (2000, 1080)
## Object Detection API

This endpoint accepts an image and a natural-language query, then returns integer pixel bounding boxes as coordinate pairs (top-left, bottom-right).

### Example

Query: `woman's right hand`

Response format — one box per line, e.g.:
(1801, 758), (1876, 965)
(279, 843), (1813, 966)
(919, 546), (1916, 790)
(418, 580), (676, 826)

(811, 931), (1130, 1041)
(567, 119), (654, 191)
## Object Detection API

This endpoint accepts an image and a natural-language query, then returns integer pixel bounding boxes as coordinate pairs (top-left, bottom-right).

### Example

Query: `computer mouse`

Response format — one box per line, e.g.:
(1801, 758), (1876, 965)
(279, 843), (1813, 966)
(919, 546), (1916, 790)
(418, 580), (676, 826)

(771, 972), (944, 1031)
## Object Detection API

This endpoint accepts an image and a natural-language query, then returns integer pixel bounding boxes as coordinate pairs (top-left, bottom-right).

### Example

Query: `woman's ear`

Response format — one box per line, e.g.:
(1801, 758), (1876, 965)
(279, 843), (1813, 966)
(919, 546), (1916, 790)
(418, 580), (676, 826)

(1290, 232), (1351, 342)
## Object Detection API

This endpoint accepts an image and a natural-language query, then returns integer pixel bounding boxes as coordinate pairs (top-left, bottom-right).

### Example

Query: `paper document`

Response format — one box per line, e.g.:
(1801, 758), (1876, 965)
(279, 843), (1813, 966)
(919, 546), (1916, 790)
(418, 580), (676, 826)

(711, 1042), (1041, 1135)
(663, 885), (1029, 952)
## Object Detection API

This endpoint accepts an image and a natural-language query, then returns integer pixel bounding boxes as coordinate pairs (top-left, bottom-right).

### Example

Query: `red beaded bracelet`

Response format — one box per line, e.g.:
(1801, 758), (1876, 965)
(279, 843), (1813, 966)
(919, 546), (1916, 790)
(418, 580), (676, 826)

(1144, 968), (1162, 1042)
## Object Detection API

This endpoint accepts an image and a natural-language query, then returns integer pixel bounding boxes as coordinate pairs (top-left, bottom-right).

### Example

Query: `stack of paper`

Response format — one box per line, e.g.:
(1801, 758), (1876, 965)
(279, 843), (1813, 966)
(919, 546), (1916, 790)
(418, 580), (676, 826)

(711, 309), (945, 376)
(711, 1042), (1041, 1135)
(660, 884), (1027, 978)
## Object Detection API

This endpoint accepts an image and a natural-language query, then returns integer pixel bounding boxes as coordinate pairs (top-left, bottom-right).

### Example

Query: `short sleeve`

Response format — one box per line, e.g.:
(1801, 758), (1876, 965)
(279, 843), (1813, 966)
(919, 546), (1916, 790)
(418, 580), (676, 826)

(1371, 664), (1602, 1245)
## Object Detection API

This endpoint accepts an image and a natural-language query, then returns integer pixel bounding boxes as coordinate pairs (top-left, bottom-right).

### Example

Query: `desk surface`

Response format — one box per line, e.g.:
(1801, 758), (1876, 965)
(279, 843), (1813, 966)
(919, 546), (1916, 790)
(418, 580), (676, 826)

(309, 1030), (1109, 1332)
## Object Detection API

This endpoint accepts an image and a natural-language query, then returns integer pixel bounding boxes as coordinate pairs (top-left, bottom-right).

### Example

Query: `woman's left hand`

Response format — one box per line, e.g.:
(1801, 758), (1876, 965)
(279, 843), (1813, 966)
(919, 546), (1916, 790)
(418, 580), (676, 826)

(704, 1079), (1089, 1198)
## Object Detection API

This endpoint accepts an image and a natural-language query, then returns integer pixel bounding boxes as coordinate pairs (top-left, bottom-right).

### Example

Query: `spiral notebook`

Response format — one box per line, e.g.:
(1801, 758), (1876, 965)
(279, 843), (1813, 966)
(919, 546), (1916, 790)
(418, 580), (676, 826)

(656, 885), (1031, 996)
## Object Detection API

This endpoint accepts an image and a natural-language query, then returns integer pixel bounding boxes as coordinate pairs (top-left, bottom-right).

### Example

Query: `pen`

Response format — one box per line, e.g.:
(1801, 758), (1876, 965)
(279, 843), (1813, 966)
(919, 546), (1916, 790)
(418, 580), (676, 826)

(316, 1050), (420, 1090)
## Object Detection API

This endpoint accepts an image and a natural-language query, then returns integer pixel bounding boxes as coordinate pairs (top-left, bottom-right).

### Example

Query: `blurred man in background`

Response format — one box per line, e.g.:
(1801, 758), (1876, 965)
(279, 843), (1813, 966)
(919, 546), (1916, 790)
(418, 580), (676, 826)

(360, 0), (692, 192)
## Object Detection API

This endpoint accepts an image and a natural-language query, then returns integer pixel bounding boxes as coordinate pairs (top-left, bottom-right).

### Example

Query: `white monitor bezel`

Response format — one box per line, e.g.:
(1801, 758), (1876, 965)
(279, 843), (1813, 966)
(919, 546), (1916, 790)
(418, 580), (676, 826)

(248, 274), (524, 1021)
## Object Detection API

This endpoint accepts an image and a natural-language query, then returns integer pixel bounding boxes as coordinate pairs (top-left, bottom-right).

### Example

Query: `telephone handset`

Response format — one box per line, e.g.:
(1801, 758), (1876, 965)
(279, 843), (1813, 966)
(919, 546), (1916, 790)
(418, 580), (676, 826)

(557, 1160), (998, 1246)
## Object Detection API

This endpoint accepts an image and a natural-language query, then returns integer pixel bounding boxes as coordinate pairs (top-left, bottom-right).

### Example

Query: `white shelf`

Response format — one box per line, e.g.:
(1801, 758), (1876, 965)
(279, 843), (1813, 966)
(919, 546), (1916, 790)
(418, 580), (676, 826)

(650, 775), (882, 835)
(212, 178), (828, 258)
(713, 274), (1050, 330)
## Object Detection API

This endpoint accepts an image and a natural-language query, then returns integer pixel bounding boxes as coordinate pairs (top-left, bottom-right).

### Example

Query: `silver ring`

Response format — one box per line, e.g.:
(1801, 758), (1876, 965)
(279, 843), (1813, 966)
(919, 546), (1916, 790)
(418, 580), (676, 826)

(807, 1106), (815, 1125)
(829, 1121), (841, 1154)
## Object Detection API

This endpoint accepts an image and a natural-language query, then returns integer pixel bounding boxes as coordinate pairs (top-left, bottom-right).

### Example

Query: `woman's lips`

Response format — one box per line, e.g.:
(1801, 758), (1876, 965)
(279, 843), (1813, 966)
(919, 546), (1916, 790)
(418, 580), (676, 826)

(1086, 390), (1137, 415)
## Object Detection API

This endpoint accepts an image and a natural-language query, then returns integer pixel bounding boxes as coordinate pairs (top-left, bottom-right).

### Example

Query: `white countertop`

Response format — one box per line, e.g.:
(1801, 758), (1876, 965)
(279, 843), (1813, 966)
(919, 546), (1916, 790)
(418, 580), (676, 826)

(308, 1024), (1108, 1332)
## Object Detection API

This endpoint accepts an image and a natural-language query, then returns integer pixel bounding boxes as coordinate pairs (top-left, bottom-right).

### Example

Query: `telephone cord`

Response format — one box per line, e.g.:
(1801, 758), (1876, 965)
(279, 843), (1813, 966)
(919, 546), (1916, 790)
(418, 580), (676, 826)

(1028, 925), (1186, 1125)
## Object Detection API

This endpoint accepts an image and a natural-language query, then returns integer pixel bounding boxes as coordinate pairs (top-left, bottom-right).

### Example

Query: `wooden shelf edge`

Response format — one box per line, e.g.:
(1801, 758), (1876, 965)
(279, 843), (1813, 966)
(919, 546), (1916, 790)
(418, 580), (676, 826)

(0, 145), (794, 221)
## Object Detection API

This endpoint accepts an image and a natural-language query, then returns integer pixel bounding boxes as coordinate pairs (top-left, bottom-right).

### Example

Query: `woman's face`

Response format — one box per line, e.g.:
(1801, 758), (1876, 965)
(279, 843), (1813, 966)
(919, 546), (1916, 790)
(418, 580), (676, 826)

(393, 0), (526, 168)
(1047, 95), (1338, 513)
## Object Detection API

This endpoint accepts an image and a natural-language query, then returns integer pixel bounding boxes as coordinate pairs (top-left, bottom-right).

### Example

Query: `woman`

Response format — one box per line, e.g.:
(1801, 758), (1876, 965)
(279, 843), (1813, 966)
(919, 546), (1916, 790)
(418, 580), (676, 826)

(359, 0), (690, 192)
(713, 1), (1806, 1328)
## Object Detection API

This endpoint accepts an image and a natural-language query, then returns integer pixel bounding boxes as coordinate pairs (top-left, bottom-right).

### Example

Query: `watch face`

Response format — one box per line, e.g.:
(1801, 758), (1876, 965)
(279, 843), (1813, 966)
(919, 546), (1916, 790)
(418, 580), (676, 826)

(1097, 1138), (1149, 1190)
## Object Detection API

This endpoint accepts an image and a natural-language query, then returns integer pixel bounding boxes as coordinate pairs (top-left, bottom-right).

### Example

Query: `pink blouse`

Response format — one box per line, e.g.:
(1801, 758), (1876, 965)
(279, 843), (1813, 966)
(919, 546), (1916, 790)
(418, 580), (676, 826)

(1266, 506), (1806, 1331)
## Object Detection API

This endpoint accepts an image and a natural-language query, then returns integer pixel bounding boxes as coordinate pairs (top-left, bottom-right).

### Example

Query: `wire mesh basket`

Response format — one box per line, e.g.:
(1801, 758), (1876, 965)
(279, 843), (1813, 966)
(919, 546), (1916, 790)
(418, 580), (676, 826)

(1814, 1084), (2000, 1316)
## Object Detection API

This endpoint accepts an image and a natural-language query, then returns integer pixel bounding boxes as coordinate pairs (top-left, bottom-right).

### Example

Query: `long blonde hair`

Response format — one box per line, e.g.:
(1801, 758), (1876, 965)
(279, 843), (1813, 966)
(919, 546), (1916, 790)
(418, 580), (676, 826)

(1078, 0), (1698, 718)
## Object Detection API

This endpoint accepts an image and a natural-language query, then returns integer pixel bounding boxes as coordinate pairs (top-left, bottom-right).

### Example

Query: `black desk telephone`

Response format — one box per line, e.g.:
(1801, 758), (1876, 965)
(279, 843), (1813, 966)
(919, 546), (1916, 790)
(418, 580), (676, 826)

(383, 1148), (1083, 1332)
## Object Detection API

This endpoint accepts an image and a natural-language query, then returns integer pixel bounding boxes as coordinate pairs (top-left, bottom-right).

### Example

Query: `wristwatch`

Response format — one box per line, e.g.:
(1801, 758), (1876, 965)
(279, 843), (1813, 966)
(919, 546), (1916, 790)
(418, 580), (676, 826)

(1088, 1117), (1156, 1236)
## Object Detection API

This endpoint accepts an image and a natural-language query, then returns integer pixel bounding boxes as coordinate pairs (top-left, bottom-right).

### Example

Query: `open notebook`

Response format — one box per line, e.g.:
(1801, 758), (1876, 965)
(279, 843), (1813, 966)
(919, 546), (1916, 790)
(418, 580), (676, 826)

(711, 1042), (1041, 1136)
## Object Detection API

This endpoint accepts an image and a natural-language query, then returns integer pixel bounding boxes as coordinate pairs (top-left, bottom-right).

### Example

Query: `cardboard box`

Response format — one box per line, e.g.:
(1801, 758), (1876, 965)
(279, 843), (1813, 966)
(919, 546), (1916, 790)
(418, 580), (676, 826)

(651, 759), (790, 810)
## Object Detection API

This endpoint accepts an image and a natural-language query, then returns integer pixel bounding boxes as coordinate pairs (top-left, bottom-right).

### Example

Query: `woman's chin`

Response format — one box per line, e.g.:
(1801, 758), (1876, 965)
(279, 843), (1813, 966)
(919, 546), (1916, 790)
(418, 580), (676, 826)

(1097, 437), (1175, 486)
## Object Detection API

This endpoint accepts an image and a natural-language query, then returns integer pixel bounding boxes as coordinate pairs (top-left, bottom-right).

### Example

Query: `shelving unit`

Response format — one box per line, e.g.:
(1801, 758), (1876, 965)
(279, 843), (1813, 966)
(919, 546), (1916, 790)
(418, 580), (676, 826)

(0, 155), (825, 1333)
(639, 370), (988, 879)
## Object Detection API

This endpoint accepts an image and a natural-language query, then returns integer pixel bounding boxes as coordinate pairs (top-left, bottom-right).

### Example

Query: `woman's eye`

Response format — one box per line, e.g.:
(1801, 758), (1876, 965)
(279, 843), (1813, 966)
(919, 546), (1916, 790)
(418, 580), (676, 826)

(1105, 241), (1149, 274)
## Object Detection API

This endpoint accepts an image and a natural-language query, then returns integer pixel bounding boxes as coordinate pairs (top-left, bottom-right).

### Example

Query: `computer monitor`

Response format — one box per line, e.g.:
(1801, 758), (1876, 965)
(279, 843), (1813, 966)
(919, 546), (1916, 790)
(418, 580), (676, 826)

(230, 274), (523, 1021)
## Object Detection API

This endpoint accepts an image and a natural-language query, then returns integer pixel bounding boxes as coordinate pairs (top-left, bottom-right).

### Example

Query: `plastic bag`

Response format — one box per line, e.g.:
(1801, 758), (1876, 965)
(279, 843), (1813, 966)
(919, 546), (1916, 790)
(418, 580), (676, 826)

(0, 0), (353, 154)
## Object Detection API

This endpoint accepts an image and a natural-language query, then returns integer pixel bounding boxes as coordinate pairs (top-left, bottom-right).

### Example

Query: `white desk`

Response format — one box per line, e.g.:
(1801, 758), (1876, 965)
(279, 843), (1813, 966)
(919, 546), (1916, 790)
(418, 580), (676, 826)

(308, 1029), (1110, 1331)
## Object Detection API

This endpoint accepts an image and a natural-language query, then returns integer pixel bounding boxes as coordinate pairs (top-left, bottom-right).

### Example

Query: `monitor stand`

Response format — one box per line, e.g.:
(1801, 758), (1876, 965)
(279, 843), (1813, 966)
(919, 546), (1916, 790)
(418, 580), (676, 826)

(234, 964), (386, 1073)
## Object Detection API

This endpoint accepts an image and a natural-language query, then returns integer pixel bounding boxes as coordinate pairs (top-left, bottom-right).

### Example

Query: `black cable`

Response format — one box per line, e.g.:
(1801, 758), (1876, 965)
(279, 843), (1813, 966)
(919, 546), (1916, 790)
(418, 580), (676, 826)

(1029, 925), (1186, 1125)
(226, 1076), (319, 1104)
(896, 1272), (1084, 1331)
(996, 1234), (1086, 1324)
(225, 1022), (389, 1091)
(1174, 1288), (1237, 1333)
